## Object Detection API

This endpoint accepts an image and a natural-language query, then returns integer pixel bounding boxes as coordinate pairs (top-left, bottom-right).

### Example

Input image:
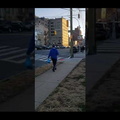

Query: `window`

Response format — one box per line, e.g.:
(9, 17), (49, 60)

(51, 31), (54, 34)
(51, 28), (54, 30)
(51, 34), (54, 36)
(51, 25), (54, 27)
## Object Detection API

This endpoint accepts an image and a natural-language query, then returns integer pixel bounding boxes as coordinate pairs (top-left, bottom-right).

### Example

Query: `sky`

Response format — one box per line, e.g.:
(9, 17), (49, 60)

(35, 8), (86, 38)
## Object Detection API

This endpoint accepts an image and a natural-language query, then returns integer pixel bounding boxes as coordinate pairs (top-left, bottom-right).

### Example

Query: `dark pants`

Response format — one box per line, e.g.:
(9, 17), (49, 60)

(51, 58), (57, 70)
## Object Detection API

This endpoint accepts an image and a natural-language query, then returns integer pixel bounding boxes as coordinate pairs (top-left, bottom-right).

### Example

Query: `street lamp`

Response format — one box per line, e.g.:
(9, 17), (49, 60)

(73, 17), (80, 28)
(67, 16), (80, 30)
(70, 8), (74, 58)
(67, 14), (81, 58)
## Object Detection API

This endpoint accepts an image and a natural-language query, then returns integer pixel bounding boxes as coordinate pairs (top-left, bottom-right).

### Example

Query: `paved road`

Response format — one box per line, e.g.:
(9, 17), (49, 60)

(35, 48), (70, 68)
(0, 32), (33, 48)
(0, 32), (33, 81)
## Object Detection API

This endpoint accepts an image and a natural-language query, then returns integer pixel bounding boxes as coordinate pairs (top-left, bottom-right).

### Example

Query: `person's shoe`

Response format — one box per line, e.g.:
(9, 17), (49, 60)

(52, 68), (55, 72)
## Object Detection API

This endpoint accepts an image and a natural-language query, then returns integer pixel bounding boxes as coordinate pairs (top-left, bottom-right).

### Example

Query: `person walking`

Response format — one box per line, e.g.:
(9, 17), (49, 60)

(48, 44), (59, 72)
(26, 34), (35, 56)
(25, 34), (35, 69)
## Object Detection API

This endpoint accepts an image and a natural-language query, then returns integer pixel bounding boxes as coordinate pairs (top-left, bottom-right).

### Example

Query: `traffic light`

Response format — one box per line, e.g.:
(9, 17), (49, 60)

(67, 20), (69, 27)
(54, 30), (57, 35)
(78, 14), (80, 18)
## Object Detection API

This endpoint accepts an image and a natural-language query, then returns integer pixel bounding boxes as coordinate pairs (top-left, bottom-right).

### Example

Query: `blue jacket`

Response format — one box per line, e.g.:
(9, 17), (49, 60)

(26, 34), (35, 55)
(48, 48), (59, 59)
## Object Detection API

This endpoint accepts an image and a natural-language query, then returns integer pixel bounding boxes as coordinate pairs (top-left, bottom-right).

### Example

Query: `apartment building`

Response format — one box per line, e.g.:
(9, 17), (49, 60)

(35, 17), (49, 46)
(96, 8), (120, 22)
(0, 8), (34, 22)
(73, 26), (83, 46)
(48, 18), (69, 47)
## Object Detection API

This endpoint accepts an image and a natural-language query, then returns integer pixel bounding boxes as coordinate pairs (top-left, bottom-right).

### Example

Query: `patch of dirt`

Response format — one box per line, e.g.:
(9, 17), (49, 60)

(35, 63), (52, 77)
(0, 61), (63, 105)
(86, 59), (120, 112)
(0, 69), (34, 103)
(36, 59), (85, 112)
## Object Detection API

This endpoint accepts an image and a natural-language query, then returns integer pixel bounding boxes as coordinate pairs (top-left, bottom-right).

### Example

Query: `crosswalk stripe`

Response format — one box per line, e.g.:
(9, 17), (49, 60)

(0, 46), (9, 49)
(35, 55), (47, 60)
(16, 57), (34, 64)
(1, 53), (26, 60)
(2, 55), (34, 64)
(0, 45), (27, 64)
(0, 47), (20, 53)
(38, 58), (47, 61)
(0, 45), (65, 64)
(36, 55), (64, 62)
(0, 48), (27, 57)
(35, 54), (63, 59)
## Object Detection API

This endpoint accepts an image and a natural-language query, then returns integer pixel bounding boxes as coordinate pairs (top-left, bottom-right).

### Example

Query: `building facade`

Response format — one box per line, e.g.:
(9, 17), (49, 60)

(96, 8), (120, 22)
(0, 8), (34, 22)
(48, 18), (69, 47)
(35, 17), (49, 46)
(73, 26), (83, 46)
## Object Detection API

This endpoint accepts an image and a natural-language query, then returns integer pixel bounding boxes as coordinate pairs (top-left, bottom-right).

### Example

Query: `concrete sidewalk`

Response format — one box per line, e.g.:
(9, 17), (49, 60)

(35, 51), (85, 110)
(86, 38), (120, 94)
(0, 51), (85, 112)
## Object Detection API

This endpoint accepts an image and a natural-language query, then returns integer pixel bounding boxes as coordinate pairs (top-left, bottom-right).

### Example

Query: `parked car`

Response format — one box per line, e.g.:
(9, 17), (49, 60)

(59, 46), (66, 49)
(23, 21), (34, 31)
(35, 45), (42, 50)
(73, 46), (79, 53)
(41, 45), (50, 50)
(35, 45), (50, 50)
(55, 45), (60, 49)
(10, 21), (25, 32)
(0, 20), (12, 33)
(80, 39), (85, 52)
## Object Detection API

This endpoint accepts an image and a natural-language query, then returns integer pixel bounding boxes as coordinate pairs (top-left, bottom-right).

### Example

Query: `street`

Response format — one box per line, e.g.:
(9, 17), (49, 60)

(35, 48), (85, 68)
(0, 32), (33, 81)
(35, 48), (70, 68)
(0, 31), (85, 81)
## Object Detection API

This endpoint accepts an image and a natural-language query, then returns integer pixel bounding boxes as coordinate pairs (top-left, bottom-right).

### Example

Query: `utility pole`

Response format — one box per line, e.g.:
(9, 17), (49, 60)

(87, 8), (96, 55)
(112, 11), (116, 40)
(112, 18), (116, 40)
(70, 8), (74, 58)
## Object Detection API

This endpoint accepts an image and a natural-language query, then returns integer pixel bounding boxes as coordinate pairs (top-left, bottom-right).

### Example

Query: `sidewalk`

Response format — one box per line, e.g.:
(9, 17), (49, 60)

(0, 51), (85, 111)
(35, 51), (85, 110)
(86, 38), (120, 94)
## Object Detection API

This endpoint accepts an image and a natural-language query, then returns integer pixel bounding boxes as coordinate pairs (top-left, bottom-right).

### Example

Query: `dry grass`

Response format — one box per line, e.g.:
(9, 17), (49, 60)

(35, 63), (52, 77)
(0, 69), (34, 103)
(86, 59), (120, 112)
(35, 62), (62, 77)
(0, 61), (63, 104)
(36, 59), (85, 112)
